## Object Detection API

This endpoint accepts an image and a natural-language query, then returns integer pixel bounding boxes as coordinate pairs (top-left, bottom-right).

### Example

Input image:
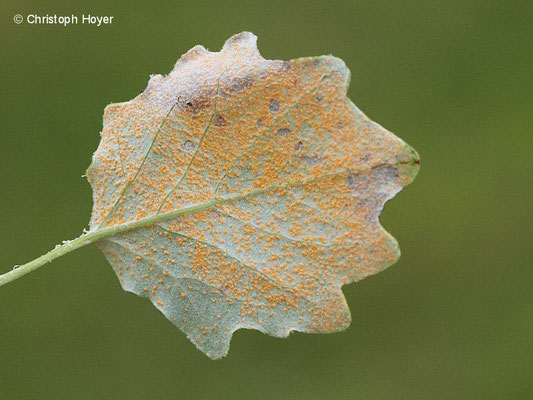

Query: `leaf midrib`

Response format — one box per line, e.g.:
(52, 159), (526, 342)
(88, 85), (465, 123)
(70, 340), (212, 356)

(91, 159), (416, 244)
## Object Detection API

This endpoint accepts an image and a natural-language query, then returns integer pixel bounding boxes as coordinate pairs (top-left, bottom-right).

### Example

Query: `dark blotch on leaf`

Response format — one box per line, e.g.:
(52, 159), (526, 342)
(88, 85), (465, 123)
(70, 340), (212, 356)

(226, 74), (254, 93)
(180, 95), (211, 115)
(269, 99), (280, 113)
(301, 155), (322, 165)
(214, 113), (228, 127)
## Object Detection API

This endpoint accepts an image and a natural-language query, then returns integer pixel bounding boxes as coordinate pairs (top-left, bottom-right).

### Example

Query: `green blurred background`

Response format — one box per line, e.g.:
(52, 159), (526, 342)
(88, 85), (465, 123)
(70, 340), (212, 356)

(1, 1), (531, 399)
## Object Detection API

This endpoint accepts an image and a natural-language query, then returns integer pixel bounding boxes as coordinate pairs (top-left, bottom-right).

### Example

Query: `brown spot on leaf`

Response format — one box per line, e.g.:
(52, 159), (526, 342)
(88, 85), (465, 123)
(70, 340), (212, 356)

(213, 113), (228, 127)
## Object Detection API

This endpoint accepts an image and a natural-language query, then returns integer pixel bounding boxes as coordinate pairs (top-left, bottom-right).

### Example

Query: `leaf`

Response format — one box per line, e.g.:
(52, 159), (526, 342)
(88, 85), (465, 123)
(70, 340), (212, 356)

(86, 32), (419, 359)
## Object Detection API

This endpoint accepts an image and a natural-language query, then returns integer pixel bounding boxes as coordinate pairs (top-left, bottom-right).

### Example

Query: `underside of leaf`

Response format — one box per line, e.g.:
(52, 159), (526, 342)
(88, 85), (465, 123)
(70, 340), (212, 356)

(86, 31), (419, 359)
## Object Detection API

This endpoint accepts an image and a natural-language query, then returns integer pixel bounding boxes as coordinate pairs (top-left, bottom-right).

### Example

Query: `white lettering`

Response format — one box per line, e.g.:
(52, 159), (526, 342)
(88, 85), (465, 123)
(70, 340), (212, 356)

(82, 14), (113, 26)
(23, 14), (113, 26)
(25, 14), (79, 25)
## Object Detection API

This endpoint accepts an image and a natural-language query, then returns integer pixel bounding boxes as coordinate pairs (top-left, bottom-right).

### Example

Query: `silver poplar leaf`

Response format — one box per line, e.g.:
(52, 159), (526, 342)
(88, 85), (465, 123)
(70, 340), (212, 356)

(86, 32), (419, 359)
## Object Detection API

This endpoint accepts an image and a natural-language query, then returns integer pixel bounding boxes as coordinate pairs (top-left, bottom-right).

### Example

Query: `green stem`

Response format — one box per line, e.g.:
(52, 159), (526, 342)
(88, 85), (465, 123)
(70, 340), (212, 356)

(0, 198), (225, 287)
(0, 233), (96, 287)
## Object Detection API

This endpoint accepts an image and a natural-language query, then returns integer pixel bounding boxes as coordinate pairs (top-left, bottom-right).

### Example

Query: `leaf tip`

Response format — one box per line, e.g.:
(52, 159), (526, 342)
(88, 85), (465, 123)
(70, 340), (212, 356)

(222, 31), (259, 55)
(396, 143), (421, 185)
(175, 45), (209, 66)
